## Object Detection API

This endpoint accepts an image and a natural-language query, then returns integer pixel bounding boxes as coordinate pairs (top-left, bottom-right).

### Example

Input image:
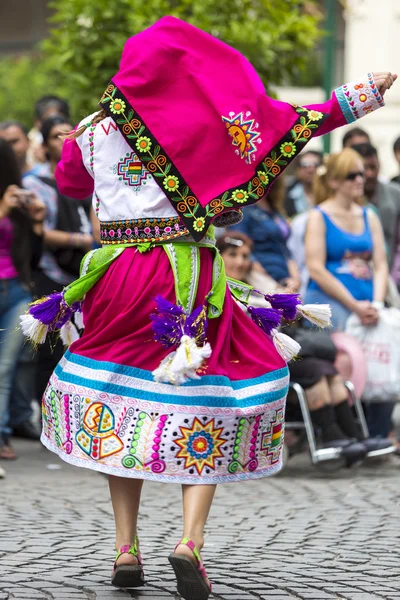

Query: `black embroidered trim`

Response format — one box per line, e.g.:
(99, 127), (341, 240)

(100, 217), (189, 245)
(99, 83), (329, 241)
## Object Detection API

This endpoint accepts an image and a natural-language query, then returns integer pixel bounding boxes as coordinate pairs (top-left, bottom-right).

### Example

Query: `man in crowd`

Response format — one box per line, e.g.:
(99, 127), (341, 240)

(353, 142), (400, 289)
(284, 150), (323, 217)
(28, 95), (71, 171)
(0, 120), (41, 177)
(392, 136), (400, 186)
(342, 126), (371, 148)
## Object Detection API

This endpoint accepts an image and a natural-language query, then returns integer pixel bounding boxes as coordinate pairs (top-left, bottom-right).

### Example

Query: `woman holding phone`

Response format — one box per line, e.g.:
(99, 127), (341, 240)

(0, 139), (46, 461)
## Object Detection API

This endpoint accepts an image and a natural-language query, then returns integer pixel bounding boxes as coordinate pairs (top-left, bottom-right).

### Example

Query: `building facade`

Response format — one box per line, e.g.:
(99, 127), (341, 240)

(0, 0), (50, 55)
(280, 0), (400, 177)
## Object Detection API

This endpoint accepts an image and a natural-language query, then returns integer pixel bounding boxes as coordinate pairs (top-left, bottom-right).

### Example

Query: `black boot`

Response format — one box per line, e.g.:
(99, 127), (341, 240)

(334, 400), (394, 453)
(334, 400), (362, 440)
(310, 404), (367, 464)
(310, 404), (348, 445)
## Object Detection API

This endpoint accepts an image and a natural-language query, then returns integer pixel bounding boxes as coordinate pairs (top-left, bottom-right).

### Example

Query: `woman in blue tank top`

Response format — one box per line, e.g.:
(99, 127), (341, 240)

(305, 148), (388, 331)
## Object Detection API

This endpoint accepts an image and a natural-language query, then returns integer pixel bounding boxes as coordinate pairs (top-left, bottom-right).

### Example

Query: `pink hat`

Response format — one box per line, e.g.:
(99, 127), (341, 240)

(99, 16), (328, 240)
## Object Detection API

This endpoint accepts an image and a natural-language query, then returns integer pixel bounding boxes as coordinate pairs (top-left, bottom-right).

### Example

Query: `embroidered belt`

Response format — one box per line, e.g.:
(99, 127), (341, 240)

(100, 217), (189, 244)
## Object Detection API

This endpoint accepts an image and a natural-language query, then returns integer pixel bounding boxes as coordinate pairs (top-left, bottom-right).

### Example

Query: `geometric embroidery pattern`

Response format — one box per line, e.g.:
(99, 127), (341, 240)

(121, 411), (167, 474)
(228, 414), (261, 474)
(75, 401), (124, 461)
(117, 151), (151, 188)
(260, 408), (284, 465)
(174, 417), (227, 475)
(41, 366), (289, 483)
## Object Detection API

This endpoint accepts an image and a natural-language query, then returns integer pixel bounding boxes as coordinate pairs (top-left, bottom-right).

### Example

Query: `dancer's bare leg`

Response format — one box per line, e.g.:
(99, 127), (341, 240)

(109, 476), (144, 565)
(174, 484), (217, 585)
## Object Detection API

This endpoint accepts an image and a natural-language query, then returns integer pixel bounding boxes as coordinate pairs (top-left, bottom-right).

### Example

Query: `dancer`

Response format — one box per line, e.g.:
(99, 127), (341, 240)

(21, 16), (396, 600)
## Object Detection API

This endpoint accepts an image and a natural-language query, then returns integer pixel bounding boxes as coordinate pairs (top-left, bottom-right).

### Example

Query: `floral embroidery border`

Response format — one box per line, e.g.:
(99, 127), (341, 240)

(99, 82), (329, 241)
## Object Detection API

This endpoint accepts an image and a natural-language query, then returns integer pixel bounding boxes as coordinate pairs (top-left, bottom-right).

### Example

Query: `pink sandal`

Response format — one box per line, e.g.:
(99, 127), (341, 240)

(168, 538), (212, 600)
(111, 536), (145, 588)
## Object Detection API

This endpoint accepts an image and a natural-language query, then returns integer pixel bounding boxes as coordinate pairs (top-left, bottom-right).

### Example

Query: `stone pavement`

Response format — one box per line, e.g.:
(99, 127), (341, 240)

(0, 440), (399, 600)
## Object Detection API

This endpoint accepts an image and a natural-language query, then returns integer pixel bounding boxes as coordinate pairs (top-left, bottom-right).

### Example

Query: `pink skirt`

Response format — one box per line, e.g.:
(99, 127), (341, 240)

(42, 247), (289, 484)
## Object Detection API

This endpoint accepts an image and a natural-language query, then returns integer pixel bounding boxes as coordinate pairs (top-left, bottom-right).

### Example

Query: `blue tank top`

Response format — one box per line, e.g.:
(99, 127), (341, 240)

(308, 207), (373, 301)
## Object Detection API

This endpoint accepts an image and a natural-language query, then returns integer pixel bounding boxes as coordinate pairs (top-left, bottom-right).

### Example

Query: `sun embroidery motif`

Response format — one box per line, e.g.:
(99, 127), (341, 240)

(222, 111), (262, 164)
(174, 418), (227, 474)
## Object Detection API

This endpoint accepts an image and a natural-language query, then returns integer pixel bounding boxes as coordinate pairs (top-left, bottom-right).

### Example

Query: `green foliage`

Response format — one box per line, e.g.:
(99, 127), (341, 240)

(0, 54), (57, 127)
(0, 0), (322, 126)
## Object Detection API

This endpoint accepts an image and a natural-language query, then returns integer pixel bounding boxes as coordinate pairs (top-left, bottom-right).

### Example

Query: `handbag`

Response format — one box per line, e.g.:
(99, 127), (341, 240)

(345, 307), (400, 402)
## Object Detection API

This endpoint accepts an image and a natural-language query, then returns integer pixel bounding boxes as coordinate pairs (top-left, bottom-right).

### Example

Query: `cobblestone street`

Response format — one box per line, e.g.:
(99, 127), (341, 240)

(0, 439), (399, 600)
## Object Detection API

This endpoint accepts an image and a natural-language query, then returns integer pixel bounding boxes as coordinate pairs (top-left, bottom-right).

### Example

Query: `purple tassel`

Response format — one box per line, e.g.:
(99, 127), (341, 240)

(264, 293), (301, 321)
(29, 292), (73, 331)
(184, 304), (208, 345)
(153, 295), (185, 317)
(150, 296), (209, 348)
(150, 296), (185, 348)
(247, 306), (282, 335)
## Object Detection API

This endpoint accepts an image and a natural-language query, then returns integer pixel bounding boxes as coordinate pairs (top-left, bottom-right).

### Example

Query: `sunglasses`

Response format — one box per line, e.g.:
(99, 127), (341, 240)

(222, 237), (244, 247)
(298, 161), (321, 169)
(346, 171), (364, 181)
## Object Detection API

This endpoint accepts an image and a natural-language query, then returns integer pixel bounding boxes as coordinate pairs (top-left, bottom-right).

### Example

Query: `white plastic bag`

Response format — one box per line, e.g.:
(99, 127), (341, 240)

(345, 307), (400, 403)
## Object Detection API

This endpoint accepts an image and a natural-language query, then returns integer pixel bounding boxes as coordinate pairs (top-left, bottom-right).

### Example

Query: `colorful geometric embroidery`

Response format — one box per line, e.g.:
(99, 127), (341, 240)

(88, 123), (96, 174)
(99, 82), (328, 242)
(228, 415), (261, 474)
(63, 394), (73, 454)
(117, 151), (151, 188)
(75, 401), (124, 460)
(222, 111), (261, 164)
(121, 411), (167, 474)
(174, 417), (227, 475)
(86, 121), (101, 216)
(99, 216), (189, 244)
(260, 409), (284, 465)
(42, 358), (289, 483)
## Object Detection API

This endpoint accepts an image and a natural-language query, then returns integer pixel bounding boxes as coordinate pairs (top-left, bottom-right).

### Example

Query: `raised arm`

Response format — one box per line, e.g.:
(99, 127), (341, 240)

(304, 71), (397, 137)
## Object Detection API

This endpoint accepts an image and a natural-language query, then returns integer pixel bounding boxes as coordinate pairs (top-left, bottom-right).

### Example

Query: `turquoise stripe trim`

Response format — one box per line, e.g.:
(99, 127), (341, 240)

(54, 365), (288, 407)
(55, 352), (289, 408)
(63, 350), (288, 391)
(335, 86), (356, 124)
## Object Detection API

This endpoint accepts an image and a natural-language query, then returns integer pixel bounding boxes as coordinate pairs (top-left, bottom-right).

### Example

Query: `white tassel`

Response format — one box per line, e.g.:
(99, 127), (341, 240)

(60, 321), (80, 347)
(271, 329), (301, 362)
(153, 335), (212, 385)
(19, 314), (48, 345)
(152, 352), (178, 383)
(153, 354), (199, 385)
(297, 304), (332, 328)
(74, 310), (85, 330)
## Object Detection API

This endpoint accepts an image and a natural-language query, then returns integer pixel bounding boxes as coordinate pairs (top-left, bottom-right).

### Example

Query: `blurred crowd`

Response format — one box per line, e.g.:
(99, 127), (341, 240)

(1, 95), (400, 477)
(0, 96), (99, 475)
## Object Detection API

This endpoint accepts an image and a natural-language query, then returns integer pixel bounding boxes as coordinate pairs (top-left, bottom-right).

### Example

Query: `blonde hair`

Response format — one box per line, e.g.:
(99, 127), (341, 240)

(266, 175), (286, 214)
(313, 148), (363, 205)
(66, 109), (107, 140)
